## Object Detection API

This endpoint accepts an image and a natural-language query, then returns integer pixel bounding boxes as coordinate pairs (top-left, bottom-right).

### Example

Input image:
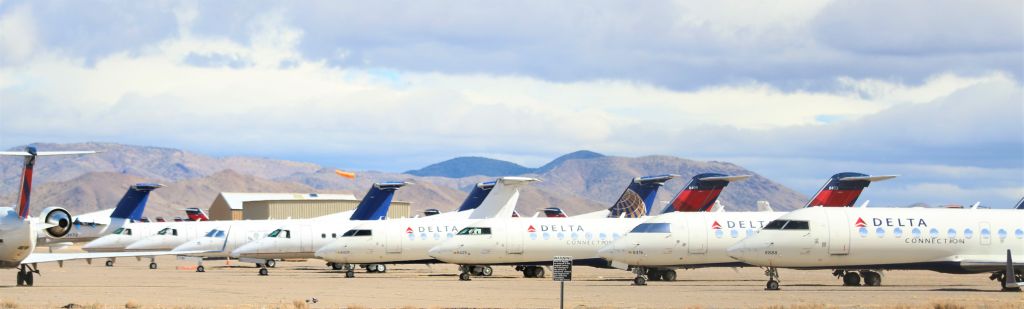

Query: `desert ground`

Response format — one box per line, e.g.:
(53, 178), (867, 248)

(2, 251), (1022, 309)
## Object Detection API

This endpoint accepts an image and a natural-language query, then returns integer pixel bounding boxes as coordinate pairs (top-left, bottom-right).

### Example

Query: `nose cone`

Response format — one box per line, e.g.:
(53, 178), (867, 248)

(174, 238), (220, 254)
(231, 241), (258, 258)
(125, 237), (169, 251)
(83, 236), (123, 252)
(427, 243), (460, 263)
(596, 244), (614, 260)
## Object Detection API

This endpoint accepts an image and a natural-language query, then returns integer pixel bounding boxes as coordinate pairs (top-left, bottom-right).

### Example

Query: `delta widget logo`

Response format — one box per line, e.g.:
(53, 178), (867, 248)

(527, 225), (536, 233)
(854, 217), (867, 228)
(711, 221), (722, 229)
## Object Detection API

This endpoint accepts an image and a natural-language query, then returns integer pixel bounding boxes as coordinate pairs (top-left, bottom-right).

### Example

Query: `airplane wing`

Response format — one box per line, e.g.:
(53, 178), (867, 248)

(21, 250), (205, 264)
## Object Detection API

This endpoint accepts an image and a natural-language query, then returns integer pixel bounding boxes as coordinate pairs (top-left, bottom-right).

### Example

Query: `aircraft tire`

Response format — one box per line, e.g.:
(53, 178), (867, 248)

(532, 267), (545, 278)
(647, 269), (662, 281)
(258, 267), (268, 276)
(862, 271), (881, 286)
(266, 260), (276, 268)
(633, 276), (646, 286)
(481, 266), (493, 277)
(375, 264), (386, 273)
(766, 280), (779, 290)
(459, 272), (471, 281)
(23, 271), (32, 287)
(149, 262), (157, 270)
(105, 260), (114, 267)
(331, 263), (345, 270)
(842, 272), (861, 286)
(345, 270), (355, 278)
(15, 271), (24, 286)
(196, 265), (205, 273)
(661, 270), (677, 282)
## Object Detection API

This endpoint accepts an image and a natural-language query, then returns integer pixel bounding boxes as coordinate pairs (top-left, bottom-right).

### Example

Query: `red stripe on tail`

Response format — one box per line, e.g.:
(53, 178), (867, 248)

(808, 189), (864, 207)
(670, 188), (723, 212)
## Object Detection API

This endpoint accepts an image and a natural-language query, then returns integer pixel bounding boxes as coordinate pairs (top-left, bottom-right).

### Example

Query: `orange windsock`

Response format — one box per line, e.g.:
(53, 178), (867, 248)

(334, 169), (357, 179)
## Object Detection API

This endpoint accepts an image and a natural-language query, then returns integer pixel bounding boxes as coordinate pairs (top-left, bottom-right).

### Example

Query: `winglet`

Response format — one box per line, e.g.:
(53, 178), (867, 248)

(109, 183), (164, 220)
(805, 172), (897, 208)
(456, 181), (497, 212)
(0, 146), (96, 218)
(349, 181), (410, 221)
(607, 174), (677, 218)
(468, 177), (540, 219)
(661, 173), (750, 214)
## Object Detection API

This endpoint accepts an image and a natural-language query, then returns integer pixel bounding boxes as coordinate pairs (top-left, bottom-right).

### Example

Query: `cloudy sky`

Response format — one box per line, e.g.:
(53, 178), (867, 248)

(1, 1), (1021, 207)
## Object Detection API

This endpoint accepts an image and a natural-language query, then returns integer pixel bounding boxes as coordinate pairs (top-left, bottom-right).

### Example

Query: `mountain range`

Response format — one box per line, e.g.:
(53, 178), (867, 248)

(1, 142), (808, 218)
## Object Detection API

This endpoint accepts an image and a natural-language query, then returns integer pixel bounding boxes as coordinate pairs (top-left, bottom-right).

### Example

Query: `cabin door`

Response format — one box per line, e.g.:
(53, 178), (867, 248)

(385, 222), (403, 253)
(687, 213), (708, 254)
(826, 209), (851, 255)
(506, 220), (524, 254)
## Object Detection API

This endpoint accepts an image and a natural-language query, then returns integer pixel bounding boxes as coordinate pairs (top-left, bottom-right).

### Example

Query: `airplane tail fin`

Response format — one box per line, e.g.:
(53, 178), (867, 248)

(349, 181), (410, 221)
(1015, 196), (1024, 210)
(607, 174), (677, 218)
(469, 177), (540, 219)
(456, 181), (497, 212)
(186, 207), (209, 221)
(805, 172), (897, 208)
(109, 183), (164, 220)
(0, 146), (96, 218)
(660, 173), (750, 214)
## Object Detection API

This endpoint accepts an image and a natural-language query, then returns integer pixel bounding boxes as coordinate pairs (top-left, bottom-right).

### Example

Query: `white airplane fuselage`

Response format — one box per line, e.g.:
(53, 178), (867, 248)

(0, 208), (35, 268)
(82, 222), (187, 252)
(315, 211), (473, 264)
(173, 212), (355, 259)
(598, 211), (784, 267)
(728, 207), (1024, 273)
(429, 217), (646, 267)
(232, 218), (368, 260)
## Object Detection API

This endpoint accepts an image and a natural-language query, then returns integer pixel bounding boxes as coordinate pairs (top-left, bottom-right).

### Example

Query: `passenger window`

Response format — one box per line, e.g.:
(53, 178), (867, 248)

(929, 228), (938, 238)
(875, 227), (885, 238)
(1016, 229), (1024, 239)
(980, 228), (990, 239)
(714, 229), (724, 238)
(964, 228), (974, 239)
(321, 233), (326, 238)
(859, 227), (868, 238)
(893, 227), (903, 238)
(911, 228), (921, 238)
(730, 229), (738, 238)
(947, 228), (956, 238)
(997, 229), (1007, 239)
(332, 233), (337, 238)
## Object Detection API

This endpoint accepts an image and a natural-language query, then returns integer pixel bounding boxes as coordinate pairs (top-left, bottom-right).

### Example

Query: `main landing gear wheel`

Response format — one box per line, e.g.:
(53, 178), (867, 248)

(149, 262), (158, 270)
(661, 270), (677, 282)
(764, 267), (781, 290)
(861, 271), (881, 286)
(646, 269), (662, 281)
(345, 270), (355, 278)
(480, 266), (493, 277)
(459, 271), (471, 281)
(522, 266), (544, 278)
(265, 260), (276, 268)
(15, 265), (35, 287)
(196, 265), (205, 273)
(105, 260), (114, 267)
(258, 267), (268, 276)
(842, 272), (862, 286)
(330, 263), (345, 270)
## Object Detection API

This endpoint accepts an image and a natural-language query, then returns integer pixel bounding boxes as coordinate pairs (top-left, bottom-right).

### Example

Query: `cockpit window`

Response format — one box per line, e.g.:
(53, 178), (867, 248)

(203, 229), (227, 238)
(782, 220), (809, 230)
(215, 230), (225, 238)
(342, 229), (373, 237)
(158, 228), (178, 236)
(268, 229), (291, 238)
(113, 227), (125, 235)
(763, 220), (787, 230)
(457, 227), (492, 235)
(630, 223), (671, 233)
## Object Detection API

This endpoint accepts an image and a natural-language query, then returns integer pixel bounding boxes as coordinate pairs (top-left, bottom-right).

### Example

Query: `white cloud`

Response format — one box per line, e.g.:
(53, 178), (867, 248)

(0, 3), (38, 65)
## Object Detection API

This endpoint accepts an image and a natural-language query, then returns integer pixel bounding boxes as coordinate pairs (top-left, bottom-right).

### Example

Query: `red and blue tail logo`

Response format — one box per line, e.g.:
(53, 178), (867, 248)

(806, 172), (895, 208)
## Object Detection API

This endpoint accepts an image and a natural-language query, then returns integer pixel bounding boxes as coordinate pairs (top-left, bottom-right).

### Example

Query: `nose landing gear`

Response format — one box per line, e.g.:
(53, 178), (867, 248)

(764, 267), (780, 290)
(15, 264), (38, 287)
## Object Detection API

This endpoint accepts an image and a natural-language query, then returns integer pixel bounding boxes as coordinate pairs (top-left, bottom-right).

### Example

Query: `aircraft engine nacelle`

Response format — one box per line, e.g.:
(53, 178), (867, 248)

(40, 206), (72, 238)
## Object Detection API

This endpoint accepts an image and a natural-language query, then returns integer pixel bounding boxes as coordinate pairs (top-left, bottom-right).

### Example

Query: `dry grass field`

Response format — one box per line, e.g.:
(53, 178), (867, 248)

(1, 251), (1022, 308)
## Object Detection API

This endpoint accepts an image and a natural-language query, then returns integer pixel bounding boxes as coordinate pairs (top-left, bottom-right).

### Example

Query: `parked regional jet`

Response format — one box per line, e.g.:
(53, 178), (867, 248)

(0, 147), (195, 286)
(310, 177), (539, 278)
(727, 204), (1024, 291)
(170, 181), (408, 275)
(428, 174), (689, 280)
(597, 172), (896, 285)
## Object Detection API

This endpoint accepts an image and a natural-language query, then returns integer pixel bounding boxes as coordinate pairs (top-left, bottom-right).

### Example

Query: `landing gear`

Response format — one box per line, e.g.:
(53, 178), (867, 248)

(861, 271), (882, 286)
(991, 271), (1023, 292)
(458, 265), (472, 281)
(149, 262), (158, 270)
(258, 267), (268, 276)
(105, 259), (114, 267)
(631, 267), (648, 286)
(661, 269), (677, 281)
(468, 265), (492, 277)
(764, 267), (780, 290)
(265, 260), (276, 268)
(519, 266), (544, 278)
(15, 265), (35, 287)
(345, 269), (355, 278)
(196, 265), (205, 273)
(330, 263), (346, 270)
(843, 272), (861, 286)
(364, 264), (385, 273)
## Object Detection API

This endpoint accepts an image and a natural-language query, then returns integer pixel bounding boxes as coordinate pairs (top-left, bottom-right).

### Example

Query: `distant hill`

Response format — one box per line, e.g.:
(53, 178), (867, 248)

(405, 156), (533, 178)
(1, 142), (809, 218)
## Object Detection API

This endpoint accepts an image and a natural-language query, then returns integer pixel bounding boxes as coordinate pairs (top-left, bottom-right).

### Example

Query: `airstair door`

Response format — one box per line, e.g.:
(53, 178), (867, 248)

(687, 213), (708, 254)
(385, 222), (402, 253)
(826, 209), (851, 255)
(506, 220), (524, 254)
